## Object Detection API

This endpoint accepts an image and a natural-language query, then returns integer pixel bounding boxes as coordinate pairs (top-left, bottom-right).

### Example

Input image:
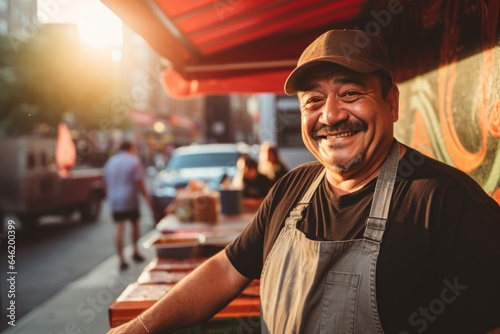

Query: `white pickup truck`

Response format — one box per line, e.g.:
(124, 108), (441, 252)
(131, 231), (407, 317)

(0, 137), (105, 229)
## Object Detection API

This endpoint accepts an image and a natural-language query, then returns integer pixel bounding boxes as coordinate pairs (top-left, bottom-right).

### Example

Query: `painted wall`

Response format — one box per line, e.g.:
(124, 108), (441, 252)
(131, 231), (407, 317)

(388, 0), (500, 203)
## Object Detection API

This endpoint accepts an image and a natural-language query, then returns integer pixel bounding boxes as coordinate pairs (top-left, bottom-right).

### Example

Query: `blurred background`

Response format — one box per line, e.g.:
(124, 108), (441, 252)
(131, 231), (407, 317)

(0, 0), (499, 332)
(0, 0), (313, 170)
(0, 1), (313, 332)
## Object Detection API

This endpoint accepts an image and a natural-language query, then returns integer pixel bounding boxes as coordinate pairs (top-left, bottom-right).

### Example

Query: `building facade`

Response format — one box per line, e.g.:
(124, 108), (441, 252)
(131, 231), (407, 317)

(0, 0), (37, 37)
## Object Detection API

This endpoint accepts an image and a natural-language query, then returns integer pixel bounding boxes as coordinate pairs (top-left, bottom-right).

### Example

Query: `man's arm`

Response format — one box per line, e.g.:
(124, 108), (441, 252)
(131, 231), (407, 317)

(136, 179), (152, 208)
(107, 250), (252, 333)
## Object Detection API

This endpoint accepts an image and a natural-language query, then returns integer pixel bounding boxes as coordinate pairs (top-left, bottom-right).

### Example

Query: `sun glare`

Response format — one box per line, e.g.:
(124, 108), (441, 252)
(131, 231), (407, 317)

(38, 0), (123, 47)
(76, 4), (123, 48)
(111, 49), (122, 62)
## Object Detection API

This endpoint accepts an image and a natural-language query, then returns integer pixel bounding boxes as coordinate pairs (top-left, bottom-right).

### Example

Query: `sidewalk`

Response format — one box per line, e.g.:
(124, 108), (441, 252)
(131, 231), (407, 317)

(3, 230), (158, 334)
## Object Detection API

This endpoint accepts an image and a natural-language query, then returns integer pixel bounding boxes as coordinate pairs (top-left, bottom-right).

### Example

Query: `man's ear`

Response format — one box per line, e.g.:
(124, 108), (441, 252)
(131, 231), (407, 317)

(387, 84), (400, 122)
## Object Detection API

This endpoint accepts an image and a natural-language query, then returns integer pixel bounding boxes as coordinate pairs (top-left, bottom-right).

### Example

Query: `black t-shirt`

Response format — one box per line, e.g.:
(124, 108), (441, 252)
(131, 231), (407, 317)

(226, 146), (500, 334)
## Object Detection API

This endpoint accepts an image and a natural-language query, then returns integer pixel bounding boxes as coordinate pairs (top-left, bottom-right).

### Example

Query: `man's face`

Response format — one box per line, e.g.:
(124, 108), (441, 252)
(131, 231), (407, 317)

(297, 66), (399, 176)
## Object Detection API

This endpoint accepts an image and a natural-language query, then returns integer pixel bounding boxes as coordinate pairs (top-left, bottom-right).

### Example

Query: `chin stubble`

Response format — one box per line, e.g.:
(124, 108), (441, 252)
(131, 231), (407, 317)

(332, 150), (366, 172)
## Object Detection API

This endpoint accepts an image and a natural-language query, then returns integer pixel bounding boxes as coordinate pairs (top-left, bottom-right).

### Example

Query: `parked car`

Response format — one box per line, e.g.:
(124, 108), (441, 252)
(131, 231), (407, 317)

(151, 143), (256, 223)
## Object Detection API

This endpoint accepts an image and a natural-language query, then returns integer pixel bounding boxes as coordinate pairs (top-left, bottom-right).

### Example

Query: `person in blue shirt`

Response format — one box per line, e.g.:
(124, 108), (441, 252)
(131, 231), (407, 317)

(104, 141), (151, 271)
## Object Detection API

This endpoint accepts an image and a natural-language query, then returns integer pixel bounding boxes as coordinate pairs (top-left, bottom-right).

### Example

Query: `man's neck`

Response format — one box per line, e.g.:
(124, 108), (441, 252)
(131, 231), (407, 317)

(325, 144), (406, 196)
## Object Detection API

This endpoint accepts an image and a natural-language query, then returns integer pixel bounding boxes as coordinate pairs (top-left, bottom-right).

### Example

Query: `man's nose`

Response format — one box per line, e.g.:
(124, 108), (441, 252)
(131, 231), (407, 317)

(319, 96), (349, 125)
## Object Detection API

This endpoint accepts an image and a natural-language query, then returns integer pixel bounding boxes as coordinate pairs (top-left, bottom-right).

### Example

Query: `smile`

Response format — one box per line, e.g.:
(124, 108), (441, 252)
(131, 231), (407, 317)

(324, 131), (358, 139)
(315, 130), (359, 140)
(311, 121), (368, 141)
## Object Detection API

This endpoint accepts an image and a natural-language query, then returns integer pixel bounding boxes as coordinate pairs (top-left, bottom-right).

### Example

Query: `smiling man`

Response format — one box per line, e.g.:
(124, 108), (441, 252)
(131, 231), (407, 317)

(297, 65), (399, 193)
(108, 30), (500, 334)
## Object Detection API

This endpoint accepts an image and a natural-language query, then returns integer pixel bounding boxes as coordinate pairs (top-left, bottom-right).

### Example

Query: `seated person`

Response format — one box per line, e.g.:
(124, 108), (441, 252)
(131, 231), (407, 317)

(233, 155), (272, 199)
(258, 141), (289, 185)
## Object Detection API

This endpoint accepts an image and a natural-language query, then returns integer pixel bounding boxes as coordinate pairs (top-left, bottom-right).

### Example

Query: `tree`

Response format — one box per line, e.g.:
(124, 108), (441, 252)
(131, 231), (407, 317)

(0, 35), (30, 134)
(0, 24), (131, 136)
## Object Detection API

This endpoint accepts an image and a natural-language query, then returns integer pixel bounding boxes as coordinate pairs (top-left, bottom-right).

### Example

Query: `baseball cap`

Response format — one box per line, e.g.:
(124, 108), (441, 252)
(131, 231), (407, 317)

(284, 29), (392, 95)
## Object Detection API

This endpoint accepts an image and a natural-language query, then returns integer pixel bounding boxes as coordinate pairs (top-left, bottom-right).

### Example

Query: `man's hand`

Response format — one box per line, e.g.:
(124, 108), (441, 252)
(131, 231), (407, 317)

(108, 317), (151, 334)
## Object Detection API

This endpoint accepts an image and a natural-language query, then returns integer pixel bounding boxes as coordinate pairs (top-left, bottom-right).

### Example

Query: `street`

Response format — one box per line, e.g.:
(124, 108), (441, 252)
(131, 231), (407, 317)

(0, 198), (156, 332)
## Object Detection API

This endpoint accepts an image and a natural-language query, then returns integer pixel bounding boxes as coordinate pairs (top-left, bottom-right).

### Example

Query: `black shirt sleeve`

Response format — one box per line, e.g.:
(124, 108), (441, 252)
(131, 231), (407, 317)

(226, 162), (324, 278)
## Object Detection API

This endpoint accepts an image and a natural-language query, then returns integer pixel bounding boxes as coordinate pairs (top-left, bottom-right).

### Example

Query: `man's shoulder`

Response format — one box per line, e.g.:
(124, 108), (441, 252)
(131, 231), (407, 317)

(274, 161), (323, 192)
(104, 155), (118, 168)
(114, 152), (140, 164)
(287, 161), (324, 175)
(402, 146), (477, 183)
(400, 146), (497, 206)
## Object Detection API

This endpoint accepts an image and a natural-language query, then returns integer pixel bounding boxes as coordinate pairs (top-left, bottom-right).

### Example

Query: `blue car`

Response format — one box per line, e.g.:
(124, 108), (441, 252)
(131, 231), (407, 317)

(151, 143), (256, 223)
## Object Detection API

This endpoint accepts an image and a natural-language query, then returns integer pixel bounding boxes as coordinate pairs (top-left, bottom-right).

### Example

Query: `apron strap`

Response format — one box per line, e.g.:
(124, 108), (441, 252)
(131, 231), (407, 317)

(363, 140), (400, 243)
(286, 168), (326, 226)
(298, 168), (326, 205)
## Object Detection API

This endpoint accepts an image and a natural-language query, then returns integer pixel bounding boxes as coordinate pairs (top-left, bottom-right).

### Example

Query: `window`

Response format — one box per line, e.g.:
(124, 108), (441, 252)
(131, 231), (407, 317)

(0, 18), (7, 35)
(275, 96), (302, 148)
(27, 152), (36, 169)
(0, 0), (7, 13)
(40, 152), (47, 167)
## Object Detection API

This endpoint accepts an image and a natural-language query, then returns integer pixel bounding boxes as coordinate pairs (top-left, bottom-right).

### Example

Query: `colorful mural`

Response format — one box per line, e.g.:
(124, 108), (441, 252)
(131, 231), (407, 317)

(391, 0), (500, 203)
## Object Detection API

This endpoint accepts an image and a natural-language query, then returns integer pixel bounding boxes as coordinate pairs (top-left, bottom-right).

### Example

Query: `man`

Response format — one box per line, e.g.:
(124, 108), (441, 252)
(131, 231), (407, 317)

(108, 30), (500, 333)
(104, 141), (151, 271)
(236, 155), (272, 198)
(257, 141), (289, 186)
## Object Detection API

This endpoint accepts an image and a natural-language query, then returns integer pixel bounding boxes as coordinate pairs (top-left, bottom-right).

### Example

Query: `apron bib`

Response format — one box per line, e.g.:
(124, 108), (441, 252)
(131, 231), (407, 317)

(260, 141), (400, 334)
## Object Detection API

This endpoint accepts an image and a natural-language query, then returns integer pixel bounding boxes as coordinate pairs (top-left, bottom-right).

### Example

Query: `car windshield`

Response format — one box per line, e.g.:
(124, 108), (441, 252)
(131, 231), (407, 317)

(167, 152), (239, 170)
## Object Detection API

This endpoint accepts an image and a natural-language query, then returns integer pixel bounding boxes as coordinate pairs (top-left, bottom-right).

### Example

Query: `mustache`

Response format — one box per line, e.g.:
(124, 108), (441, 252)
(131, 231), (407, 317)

(311, 120), (368, 140)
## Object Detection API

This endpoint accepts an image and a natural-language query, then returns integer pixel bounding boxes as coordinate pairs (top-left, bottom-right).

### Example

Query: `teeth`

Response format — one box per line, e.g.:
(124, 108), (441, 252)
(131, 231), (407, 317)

(325, 131), (356, 139)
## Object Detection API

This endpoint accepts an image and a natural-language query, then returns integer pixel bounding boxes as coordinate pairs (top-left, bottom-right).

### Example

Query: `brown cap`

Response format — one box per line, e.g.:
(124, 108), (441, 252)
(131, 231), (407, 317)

(284, 29), (392, 95)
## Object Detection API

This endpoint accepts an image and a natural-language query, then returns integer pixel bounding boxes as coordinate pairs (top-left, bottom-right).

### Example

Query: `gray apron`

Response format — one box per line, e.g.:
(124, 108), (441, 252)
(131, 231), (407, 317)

(260, 141), (400, 333)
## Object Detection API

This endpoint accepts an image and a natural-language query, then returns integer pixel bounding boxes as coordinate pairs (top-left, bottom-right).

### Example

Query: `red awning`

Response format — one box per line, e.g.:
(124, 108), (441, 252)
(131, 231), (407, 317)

(101, 0), (401, 97)
(159, 67), (293, 97)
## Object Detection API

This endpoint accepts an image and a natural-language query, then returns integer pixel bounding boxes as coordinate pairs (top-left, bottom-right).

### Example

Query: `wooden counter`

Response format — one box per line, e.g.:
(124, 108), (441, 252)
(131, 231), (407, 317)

(109, 202), (263, 331)
(109, 271), (261, 328)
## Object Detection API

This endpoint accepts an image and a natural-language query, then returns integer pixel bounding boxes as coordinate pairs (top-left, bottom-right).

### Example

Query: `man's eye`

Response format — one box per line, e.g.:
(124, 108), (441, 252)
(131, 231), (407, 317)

(307, 97), (322, 104)
(300, 96), (319, 106)
(340, 90), (359, 97)
(338, 90), (362, 101)
(301, 97), (322, 110)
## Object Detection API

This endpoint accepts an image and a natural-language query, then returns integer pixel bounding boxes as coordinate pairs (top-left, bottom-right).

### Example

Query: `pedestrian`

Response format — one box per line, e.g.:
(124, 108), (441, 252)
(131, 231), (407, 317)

(104, 141), (152, 271)
(257, 141), (288, 185)
(107, 30), (500, 334)
(233, 155), (272, 198)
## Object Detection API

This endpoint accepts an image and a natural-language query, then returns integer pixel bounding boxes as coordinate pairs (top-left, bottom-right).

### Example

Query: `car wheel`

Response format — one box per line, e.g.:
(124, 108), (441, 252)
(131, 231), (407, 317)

(81, 193), (102, 223)
(17, 213), (40, 230)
